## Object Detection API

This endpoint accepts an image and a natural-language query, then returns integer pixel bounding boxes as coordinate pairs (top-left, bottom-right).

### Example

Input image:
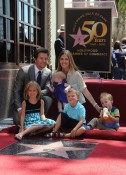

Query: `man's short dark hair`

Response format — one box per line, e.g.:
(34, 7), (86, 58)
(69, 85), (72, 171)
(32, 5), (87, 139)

(34, 47), (49, 59)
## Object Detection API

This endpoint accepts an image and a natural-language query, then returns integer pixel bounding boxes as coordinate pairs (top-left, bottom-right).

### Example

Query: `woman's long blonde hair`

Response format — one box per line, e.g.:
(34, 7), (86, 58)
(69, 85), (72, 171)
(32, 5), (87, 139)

(57, 50), (79, 72)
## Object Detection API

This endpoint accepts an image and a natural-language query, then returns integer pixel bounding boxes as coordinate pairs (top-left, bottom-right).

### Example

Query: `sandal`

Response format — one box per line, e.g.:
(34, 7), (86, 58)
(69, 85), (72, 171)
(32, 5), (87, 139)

(44, 131), (56, 138)
(15, 134), (23, 140)
(55, 131), (65, 138)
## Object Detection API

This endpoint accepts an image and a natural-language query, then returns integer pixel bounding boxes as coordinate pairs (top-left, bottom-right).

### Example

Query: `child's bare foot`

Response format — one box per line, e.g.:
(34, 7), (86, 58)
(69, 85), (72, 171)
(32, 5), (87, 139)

(15, 133), (23, 140)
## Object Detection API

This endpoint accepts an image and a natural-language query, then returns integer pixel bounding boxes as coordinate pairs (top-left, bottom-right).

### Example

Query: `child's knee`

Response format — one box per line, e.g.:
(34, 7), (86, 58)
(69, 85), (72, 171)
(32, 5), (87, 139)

(80, 127), (86, 133)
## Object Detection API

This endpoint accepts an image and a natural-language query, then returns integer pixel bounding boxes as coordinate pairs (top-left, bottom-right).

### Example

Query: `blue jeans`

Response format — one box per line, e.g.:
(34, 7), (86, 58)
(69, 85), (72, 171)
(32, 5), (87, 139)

(113, 67), (124, 79)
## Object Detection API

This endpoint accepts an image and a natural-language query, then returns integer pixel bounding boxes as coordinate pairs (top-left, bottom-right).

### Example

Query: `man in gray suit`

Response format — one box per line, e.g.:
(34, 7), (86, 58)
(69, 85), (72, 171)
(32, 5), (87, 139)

(13, 47), (52, 126)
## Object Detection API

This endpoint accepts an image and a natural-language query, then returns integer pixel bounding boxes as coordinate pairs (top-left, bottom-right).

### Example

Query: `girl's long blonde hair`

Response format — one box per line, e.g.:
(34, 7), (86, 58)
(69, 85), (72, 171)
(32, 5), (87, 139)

(24, 81), (41, 100)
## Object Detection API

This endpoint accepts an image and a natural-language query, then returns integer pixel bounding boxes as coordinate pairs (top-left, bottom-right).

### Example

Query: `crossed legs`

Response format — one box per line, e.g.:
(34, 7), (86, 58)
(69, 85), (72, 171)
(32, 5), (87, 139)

(15, 125), (55, 140)
(46, 113), (86, 138)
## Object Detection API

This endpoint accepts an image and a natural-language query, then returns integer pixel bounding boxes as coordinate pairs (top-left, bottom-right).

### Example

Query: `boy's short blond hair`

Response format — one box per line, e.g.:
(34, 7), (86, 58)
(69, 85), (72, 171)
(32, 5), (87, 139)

(100, 92), (113, 101)
(66, 88), (80, 98)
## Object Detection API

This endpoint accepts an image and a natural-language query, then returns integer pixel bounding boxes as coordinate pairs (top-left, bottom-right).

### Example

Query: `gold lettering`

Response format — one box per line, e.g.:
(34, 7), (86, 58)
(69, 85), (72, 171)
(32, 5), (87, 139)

(95, 39), (106, 42)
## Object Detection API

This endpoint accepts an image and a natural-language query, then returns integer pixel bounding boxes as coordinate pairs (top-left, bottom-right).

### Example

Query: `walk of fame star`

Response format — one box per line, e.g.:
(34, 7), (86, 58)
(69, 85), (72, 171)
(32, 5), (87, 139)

(0, 138), (97, 160)
(69, 27), (89, 47)
(17, 141), (92, 159)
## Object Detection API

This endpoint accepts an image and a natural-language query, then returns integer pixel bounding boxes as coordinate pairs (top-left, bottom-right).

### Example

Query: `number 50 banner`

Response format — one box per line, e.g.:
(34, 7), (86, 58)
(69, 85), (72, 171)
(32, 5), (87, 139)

(65, 8), (112, 72)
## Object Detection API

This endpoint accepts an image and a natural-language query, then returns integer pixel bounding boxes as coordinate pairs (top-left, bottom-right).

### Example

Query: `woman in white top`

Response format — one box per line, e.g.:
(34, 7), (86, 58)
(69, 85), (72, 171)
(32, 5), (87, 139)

(56, 50), (100, 112)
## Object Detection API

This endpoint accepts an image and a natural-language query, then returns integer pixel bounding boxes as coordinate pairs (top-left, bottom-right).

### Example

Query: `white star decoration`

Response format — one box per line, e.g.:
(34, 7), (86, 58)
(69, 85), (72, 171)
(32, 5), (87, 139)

(69, 27), (89, 47)
(17, 141), (91, 159)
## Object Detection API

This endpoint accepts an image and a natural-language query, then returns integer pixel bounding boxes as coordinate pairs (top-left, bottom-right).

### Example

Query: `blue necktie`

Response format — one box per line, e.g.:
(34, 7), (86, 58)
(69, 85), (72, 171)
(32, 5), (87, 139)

(37, 71), (41, 85)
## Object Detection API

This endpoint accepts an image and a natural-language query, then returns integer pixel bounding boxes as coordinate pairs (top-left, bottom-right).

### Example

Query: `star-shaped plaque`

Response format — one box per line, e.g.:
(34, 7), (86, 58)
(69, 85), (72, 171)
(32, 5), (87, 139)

(0, 138), (97, 160)
(18, 141), (91, 159)
(69, 28), (89, 47)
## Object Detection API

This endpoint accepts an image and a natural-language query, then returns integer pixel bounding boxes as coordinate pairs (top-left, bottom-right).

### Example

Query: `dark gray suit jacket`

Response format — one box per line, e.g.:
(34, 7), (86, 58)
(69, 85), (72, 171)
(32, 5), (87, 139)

(13, 64), (51, 110)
